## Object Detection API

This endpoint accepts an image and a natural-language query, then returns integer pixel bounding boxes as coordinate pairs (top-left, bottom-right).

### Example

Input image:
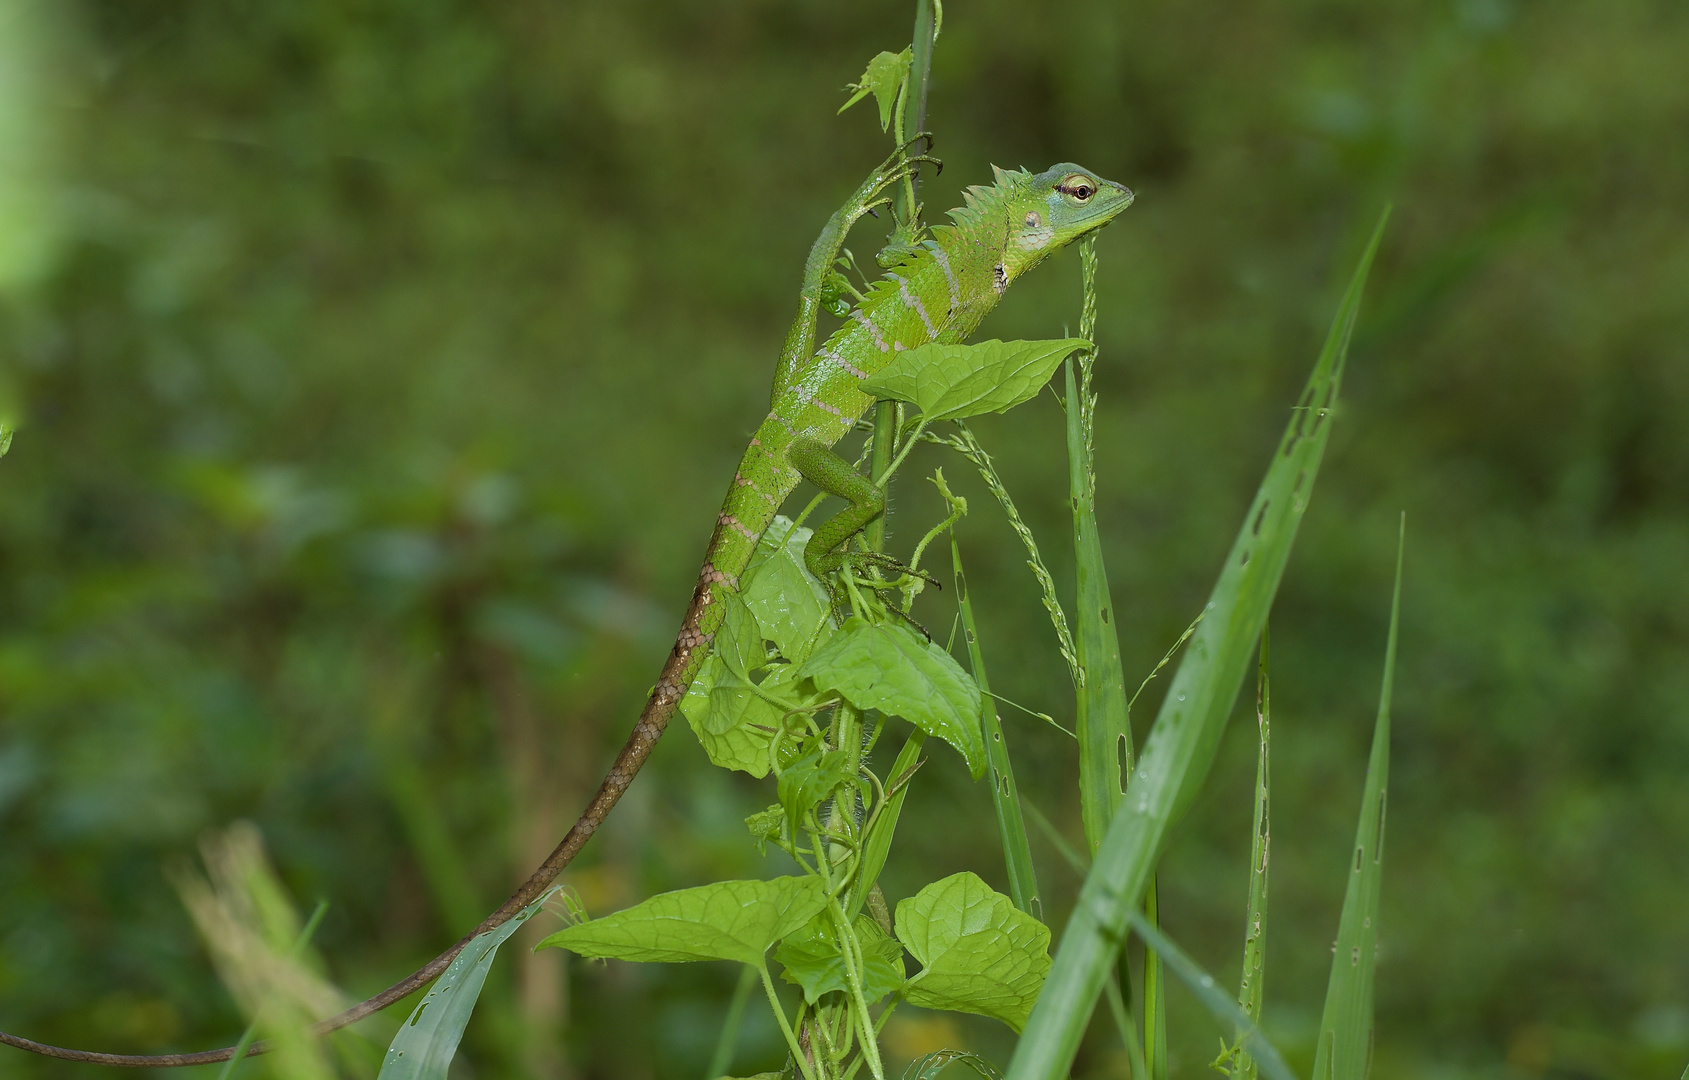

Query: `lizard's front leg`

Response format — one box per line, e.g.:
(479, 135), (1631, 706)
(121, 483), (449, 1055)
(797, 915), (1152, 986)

(771, 140), (940, 403)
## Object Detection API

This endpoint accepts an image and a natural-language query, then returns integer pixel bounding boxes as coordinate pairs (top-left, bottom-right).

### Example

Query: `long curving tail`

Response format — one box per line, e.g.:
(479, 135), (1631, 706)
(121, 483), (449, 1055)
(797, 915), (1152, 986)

(0, 560), (727, 1068)
(1, 137), (921, 1070)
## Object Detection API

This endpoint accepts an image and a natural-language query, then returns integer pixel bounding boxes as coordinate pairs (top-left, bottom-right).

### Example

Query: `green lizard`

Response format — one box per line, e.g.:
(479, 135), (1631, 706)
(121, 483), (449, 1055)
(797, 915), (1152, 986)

(0, 152), (1132, 1068)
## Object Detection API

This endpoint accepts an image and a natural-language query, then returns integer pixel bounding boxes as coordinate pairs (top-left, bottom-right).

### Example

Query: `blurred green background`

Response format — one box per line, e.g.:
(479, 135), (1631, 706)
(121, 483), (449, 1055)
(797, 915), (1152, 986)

(2, 0), (1685, 1078)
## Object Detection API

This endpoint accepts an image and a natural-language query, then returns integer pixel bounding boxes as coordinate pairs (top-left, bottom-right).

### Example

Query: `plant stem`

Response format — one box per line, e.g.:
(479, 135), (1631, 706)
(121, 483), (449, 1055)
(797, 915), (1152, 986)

(952, 531), (1040, 918)
(706, 965), (759, 1080)
(867, 0), (938, 553)
(760, 962), (819, 1080)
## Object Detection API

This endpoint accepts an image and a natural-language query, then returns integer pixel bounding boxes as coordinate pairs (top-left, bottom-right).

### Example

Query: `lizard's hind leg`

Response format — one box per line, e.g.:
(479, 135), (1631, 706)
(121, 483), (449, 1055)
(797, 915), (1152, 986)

(789, 437), (884, 581)
(788, 437), (936, 617)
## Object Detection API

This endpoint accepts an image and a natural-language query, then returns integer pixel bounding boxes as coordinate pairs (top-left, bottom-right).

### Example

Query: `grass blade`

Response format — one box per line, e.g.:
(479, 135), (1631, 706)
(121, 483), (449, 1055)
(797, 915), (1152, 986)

(1069, 233), (1163, 1078)
(1124, 912), (1296, 1080)
(1023, 800), (1146, 1080)
(378, 888), (558, 1080)
(953, 531), (1041, 917)
(1005, 208), (1389, 1080)
(1311, 515), (1404, 1080)
(1068, 237), (1132, 855)
(1141, 882), (1168, 1080)
(1230, 628), (1273, 1080)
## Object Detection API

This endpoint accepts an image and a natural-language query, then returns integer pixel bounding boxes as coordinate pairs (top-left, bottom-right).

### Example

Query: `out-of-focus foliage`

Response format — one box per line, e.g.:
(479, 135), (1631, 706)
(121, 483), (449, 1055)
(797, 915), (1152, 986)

(0, 1), (1684, 1079)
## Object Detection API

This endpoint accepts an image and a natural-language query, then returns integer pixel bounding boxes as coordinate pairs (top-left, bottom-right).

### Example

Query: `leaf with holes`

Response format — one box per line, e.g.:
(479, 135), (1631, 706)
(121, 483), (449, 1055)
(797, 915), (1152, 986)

(897, 872), (1051, 1031)
(536, 876), (826, 966)
(860, 339), (1090, 425)
(797, 617), (985, 779)
(1005, 210), (1389, 1080)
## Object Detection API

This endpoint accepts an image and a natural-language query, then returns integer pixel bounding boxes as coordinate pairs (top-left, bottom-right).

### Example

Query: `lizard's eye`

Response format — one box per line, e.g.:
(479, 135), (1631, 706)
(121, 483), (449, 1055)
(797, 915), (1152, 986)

(1056, 174), (1097, 203)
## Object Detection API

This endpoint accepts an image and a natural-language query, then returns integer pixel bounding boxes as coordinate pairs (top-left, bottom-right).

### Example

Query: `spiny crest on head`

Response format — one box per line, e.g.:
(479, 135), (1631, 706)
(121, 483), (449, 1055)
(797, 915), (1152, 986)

(852, 164), (1034, 315)
(950, 164), (1032, 229)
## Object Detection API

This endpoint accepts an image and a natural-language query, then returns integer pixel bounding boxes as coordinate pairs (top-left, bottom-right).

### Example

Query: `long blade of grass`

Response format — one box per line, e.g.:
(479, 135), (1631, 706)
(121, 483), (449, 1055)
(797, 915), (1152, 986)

(1068, 236), (1132, 855)
(1023, 800), (1146, 1080)
(1231, 628), (1273, 1080)
(1124, 912), (1296, 1080)
(1311, 515), (1404, 1080)
(1141, 882), (1168, 1080)
(1069, 232), (1163, 1079)
(377, 888), (558, 1080)
(953, 531), (1041, 917)
(1005, 208), (1389, 1080)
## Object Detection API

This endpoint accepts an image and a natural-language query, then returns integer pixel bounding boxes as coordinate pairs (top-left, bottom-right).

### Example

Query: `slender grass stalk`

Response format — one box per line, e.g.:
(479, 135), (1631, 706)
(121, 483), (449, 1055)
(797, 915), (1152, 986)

(952, 529), (1040, 917)
(1141, 883), (1168, 1080)
(1103, 977), (1150, 1080)
(1004, 209), (1389, 1080)
(759, 962), (819, 1080)
(705, 965), (759, 1080)
(1069, 226), (1161, 1079)
(1230, 628), (1272, 1080)
(1311, 515), (1404, 1080)
(1123, 913), (1295, 1080)
(939, 422), (1079, 680)
(1067, 240), (1132, 852)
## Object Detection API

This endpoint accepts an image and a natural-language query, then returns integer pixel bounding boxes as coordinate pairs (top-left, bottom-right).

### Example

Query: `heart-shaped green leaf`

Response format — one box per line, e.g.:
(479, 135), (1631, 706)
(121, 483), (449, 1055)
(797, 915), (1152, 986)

(896, 872), (1051, 1031)
(860, 339), (1090, 424)
(797, 618), (985, 779)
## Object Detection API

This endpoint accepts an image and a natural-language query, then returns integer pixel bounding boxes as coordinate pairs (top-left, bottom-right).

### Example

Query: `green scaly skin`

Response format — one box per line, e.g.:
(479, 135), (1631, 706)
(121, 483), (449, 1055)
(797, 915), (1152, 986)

(0, 157), (1131, 1068)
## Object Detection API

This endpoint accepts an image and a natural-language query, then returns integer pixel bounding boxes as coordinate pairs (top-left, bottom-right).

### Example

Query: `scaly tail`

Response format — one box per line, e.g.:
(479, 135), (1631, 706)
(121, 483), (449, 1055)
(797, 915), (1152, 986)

(0, 144), (929, 1069)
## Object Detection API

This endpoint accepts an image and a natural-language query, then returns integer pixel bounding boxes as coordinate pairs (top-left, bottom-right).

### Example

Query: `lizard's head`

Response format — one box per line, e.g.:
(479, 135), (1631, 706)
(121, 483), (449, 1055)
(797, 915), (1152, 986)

(979, 163), (1134, 288)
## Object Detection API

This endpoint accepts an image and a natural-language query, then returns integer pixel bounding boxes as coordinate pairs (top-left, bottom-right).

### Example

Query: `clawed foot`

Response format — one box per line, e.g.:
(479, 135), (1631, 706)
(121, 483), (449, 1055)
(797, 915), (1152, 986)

(825, 550), (941, 631)
(848, 137), (944, 224)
